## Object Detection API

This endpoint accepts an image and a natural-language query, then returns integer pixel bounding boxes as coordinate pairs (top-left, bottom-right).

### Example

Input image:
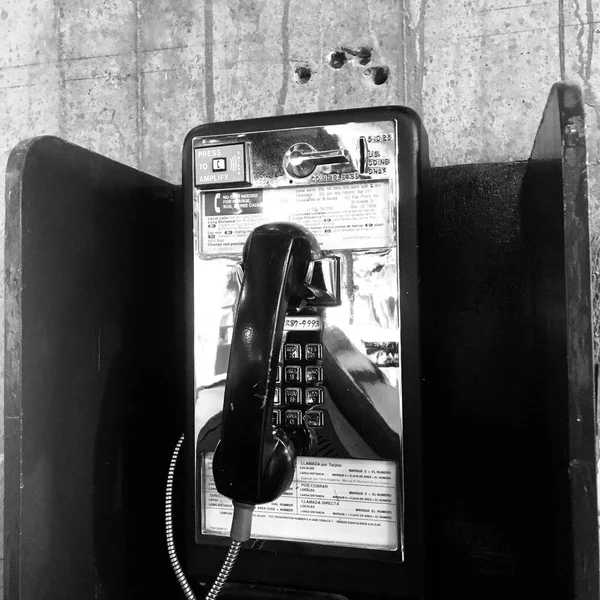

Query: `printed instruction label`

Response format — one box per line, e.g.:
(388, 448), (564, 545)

(202, 454), (399, 551)
(199, 181), (391, 256)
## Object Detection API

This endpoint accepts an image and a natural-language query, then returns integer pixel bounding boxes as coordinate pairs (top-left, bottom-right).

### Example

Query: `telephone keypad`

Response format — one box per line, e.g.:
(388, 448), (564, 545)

(284, 365), (302, 383)
(284, 344), (302, 360)
(274, 328), (325, 438)
(272, 409), (282, 426)
(285, 388), (302, 405)
(305, 411), (324, 428)
(305, 344), (322, 360)
(285, 409), (303, 427)
(305, 366), (323, 384)
(305, 387), (323, 406)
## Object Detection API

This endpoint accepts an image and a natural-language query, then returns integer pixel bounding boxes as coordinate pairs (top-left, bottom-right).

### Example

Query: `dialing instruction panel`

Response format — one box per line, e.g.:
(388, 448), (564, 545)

(202, 454), (399, 550)
(198, 180), (391, 256)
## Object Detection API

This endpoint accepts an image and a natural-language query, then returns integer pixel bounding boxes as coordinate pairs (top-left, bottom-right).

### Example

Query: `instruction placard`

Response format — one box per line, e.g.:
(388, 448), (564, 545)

(202, 454), (399, 551)
(199, 181), (391, 256)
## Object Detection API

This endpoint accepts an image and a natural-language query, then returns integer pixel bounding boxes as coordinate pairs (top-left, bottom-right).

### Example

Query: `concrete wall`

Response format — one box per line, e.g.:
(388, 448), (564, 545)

(1, 0), (599, 591)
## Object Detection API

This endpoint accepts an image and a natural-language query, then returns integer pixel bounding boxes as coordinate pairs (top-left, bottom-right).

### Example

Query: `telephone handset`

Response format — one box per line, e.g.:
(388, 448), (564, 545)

(184, 107), (428, 599)
(212, 222), (322, 506)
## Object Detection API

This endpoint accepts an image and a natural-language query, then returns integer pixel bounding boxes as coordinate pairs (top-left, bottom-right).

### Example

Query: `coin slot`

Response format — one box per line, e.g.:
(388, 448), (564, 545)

(357, 136), (369, 174)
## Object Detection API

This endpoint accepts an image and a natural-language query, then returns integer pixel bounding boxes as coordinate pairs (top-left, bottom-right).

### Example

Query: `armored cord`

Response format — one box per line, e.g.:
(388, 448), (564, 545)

(165, 434), (254, 600)
(204, 541), (242, 600)
(166, 434), (196, 600)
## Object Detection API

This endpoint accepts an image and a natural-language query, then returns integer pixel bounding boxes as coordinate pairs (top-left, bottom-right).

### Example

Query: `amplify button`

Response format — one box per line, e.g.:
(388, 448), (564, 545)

(212, 157), (227, 172)
(194, 142), (251, 187)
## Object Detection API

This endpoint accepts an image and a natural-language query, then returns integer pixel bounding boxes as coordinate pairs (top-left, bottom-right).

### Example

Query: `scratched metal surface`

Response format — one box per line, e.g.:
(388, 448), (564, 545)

(1, 0), (600, 590)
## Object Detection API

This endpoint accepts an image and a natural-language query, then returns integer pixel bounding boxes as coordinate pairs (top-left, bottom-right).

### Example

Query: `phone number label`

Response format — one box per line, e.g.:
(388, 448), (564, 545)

(201, 454), (399, 551)
(284, 316), (322, 331)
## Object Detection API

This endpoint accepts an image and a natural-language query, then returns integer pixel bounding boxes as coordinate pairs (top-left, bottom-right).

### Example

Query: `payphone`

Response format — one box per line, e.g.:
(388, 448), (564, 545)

(181, 107), (429, 599)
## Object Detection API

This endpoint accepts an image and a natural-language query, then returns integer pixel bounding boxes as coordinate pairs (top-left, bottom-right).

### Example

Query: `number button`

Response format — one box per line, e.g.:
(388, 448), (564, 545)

(284, 388), (302, 405)
(305, 343), (322, 360)
(305, 388), (323, 406)
(285, 365), (302, 383)
(276, 366), (281, 384)
(284, 343), (301, 360)
(305, 366), (323, 384)
(305, 411), (324, 428)
(284, 409), (302, 427)
(273, 388), (281, 406)
(272, 409), (282, 426)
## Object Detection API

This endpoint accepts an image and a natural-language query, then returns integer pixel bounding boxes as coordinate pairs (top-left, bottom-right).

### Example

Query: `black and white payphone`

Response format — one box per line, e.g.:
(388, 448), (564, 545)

(182, 107), (429, 599)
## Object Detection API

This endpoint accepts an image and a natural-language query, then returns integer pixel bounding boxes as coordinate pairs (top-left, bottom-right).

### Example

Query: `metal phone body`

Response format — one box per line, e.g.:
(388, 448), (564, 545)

(183, 107), (428, 598)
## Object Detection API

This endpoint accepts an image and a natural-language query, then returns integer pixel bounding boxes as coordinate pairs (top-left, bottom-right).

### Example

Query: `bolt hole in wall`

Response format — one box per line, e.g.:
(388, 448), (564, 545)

(327, 46), (373, 69)
(325, 47), (388, 85)
(342, 46), (372, 65)
(294, 66), (312, 84)
(328, 50), (347, 69)
(366, 66), (389, 85)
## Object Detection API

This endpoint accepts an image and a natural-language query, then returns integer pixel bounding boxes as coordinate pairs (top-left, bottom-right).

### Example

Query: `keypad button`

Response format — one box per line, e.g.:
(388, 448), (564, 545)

(284, 388), (302, 405)
(305, 411), (324, 428)
(305, 343), (322, 360)
(276, 365), (281, 384)
(284, 409), (302, 427)
(284, 343), (301, 360)
(273, 387), (281, 405)
(285, 365), (302, 383)
(305, 366), (323, 384)
(272, 409), (282, 426)
(305, 387), (324, 406)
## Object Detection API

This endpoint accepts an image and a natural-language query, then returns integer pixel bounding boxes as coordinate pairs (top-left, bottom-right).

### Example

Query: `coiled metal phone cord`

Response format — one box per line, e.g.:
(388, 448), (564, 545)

(205, 541), (242, 600)
(165, 433), (242, 600)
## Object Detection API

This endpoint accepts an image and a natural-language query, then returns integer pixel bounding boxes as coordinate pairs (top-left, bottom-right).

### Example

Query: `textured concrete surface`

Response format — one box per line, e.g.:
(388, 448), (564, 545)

(1, 0), (600, 590)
